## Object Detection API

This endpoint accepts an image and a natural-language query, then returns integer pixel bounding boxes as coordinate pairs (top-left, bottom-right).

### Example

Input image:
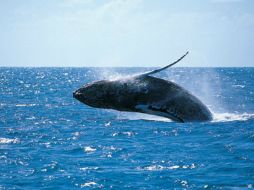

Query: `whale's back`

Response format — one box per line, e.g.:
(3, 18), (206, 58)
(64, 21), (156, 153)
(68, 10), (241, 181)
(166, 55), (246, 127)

(110, 76), (213, 122)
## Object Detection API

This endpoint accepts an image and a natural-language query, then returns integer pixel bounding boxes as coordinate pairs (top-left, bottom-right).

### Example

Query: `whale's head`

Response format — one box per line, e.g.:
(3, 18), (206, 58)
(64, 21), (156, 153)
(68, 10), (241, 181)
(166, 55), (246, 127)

(73, 80), (115, 108)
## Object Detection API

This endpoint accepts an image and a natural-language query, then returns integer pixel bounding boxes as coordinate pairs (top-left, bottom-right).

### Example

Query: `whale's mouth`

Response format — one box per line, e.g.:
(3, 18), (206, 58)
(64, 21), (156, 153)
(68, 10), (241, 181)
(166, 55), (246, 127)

(73, 90), (83, 101)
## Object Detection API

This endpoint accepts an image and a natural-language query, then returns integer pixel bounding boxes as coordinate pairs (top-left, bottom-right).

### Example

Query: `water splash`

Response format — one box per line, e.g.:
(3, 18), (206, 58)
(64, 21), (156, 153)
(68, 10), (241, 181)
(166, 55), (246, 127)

(212, 112), (254, 122)
(114, 110), (254, 123)
(97, 68), (136, 81)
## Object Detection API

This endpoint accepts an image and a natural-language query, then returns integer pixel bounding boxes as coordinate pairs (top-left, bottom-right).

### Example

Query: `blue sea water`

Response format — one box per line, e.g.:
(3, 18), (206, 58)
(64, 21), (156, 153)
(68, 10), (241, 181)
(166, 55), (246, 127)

(0, 67), (254, 189)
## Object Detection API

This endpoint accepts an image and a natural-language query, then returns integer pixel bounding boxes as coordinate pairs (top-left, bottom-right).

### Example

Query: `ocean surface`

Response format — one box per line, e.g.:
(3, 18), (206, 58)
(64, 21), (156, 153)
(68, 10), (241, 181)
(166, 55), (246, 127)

(0, 67), (254, 189)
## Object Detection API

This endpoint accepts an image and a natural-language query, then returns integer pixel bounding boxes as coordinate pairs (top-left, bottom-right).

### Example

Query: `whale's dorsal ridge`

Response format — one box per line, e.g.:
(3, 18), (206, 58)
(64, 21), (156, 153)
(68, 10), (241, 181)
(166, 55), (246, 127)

(139, 51), (189, 78)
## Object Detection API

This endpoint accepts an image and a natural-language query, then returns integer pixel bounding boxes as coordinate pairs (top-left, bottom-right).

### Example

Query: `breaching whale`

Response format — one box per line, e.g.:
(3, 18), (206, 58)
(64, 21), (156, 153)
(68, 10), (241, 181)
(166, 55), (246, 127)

(73, 52), (213, 122)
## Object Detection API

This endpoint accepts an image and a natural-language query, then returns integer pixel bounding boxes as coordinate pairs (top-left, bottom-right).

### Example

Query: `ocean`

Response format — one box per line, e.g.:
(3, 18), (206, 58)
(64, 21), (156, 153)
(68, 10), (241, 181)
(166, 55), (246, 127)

(0, 67), (253, 189)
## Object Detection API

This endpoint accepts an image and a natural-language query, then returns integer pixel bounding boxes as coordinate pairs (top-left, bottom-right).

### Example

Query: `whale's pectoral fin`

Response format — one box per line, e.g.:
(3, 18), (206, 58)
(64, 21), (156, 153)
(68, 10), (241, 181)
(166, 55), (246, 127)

(138, 51), (188, 78)
(135, 104), (184, 123)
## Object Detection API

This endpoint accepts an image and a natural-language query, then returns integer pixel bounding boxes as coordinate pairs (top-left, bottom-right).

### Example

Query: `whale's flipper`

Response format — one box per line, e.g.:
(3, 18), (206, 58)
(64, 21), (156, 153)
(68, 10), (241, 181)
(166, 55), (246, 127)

(140, 51), (189, 77)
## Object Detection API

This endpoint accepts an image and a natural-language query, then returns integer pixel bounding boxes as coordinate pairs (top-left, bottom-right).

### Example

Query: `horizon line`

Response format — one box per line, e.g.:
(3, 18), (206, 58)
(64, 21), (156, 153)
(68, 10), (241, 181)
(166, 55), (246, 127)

(0, 66), (253, 68)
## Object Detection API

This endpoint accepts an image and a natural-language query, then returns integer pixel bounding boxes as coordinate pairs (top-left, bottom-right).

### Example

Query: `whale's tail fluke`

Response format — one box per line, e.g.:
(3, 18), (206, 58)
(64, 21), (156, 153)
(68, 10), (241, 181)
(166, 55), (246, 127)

(140, 51), (189, 77)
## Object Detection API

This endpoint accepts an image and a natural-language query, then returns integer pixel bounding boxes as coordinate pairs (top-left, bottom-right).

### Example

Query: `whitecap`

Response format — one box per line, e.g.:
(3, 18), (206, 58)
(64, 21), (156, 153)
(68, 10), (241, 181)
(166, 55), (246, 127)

(232, 84), (245, 88)
(181, 180), (188, 187)
(112, 132), (136, 137)
(0, 138), (19, 144)
(26, 116), (36, 120)
(16, 104), (28, 107)
(80, 167), (99, 171)
(43, 142), (51, 148)
(190, 163), (196, 169)
(72, 132), (80, 136)
(84, 146), (96, 153)
(138, 164), (195, 171)
(101, 145), (118, 151)
(112, 133), (118, 137)
(168, 165), (180, 170)
(138, 165), (165, 171)
(16, 104), (36, 107)
(104, 121), (111, 127)
(81, 182), (97, 187)
(122, 131), (135, 136)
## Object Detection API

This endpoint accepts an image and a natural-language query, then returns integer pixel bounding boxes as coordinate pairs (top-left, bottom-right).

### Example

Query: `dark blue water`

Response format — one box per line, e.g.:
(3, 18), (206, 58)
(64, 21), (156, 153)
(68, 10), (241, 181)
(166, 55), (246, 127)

(0, 67), (254, 189)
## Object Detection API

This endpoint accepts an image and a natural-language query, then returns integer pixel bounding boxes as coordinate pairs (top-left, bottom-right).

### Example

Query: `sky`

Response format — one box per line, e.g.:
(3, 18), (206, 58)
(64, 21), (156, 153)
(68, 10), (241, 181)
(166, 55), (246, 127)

(0, 0), (254, 67)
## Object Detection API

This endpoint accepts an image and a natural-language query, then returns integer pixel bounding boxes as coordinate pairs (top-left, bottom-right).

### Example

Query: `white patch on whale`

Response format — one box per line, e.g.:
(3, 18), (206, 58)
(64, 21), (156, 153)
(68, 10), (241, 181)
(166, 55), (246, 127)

(135, 104), (181, 122)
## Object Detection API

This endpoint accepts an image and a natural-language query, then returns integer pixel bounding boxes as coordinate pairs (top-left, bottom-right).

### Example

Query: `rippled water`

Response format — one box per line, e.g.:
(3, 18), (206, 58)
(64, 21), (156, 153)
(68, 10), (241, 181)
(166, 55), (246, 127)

(0, 67), (254, 189)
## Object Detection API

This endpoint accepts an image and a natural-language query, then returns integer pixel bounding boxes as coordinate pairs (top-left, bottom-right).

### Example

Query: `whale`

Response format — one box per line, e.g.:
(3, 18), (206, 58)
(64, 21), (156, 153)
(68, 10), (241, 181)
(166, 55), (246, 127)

(73, 52), (213, 122)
